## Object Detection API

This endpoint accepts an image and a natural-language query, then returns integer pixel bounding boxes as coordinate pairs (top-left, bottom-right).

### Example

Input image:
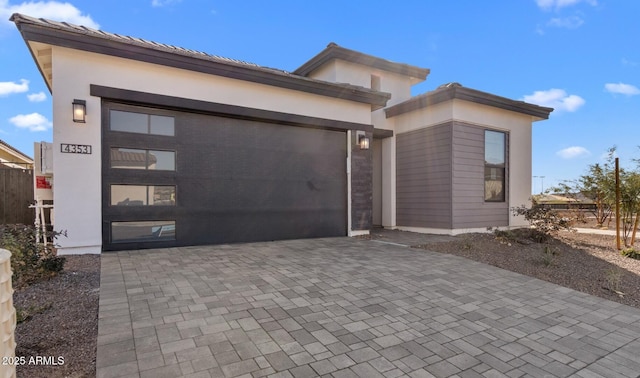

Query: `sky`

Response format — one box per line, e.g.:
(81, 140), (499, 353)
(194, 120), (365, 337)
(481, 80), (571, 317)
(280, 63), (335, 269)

(0, 0), (638, 193)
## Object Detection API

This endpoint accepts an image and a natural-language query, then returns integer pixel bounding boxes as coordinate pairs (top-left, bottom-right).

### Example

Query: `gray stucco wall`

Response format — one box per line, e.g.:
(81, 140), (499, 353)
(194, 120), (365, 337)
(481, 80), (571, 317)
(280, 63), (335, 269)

(396, 122), (453, 228)
(451, 122), (509, 228)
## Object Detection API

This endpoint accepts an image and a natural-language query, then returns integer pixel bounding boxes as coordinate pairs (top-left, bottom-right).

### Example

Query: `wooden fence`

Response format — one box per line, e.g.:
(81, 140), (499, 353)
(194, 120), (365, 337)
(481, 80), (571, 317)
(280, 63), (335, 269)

(0, 168), (34, 225)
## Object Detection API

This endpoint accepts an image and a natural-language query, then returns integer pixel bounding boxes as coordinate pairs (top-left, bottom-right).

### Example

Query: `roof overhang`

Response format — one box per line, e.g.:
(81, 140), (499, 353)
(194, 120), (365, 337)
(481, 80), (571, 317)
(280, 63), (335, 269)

(385, 85), (554, 120)
(10, 14), (390, 109)
(294, 43), (430, 84)
(0, 139), (34, 164)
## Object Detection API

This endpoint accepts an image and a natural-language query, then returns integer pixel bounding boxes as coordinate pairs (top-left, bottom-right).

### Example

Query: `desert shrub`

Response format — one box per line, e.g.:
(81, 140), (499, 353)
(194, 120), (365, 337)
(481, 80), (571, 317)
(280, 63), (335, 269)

(0, 224), (66, 288)
(511, 205), (574, 243)
(605, 267), (623, 293)
(493, 229), (517, 242)
(621, 247), (640, 260)
(540, 245), (558, 267)
(15, 303), (52, 324)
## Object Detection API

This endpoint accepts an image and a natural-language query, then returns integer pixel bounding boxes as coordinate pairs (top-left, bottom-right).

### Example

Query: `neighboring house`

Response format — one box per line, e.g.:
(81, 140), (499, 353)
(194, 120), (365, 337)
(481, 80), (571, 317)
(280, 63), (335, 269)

(11, 13), (552, 254)
(533, 194), (596, 210)
(0, 139), (33, 169)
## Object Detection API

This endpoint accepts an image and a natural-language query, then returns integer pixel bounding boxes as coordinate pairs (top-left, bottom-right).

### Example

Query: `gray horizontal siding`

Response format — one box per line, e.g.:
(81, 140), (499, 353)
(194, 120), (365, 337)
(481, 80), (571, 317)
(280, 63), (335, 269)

(396, 122), (452, 228)
(452, 122), (509, 228)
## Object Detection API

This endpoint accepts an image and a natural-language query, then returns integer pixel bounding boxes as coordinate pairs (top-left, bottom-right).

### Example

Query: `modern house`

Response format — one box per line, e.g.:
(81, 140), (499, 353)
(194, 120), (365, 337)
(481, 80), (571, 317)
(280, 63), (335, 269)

(11, 13), (552, 254)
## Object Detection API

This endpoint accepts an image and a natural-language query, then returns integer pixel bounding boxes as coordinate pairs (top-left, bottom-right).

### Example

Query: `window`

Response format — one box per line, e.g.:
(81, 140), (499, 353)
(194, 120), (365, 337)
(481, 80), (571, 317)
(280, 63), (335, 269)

(110, 148), (175, 171)
(371, 75), (381, 91)
(110, 110), (175, 136)
(111, 185), (176, 206)
(485, 130), (506, 202)
(111, 221), (175, 242)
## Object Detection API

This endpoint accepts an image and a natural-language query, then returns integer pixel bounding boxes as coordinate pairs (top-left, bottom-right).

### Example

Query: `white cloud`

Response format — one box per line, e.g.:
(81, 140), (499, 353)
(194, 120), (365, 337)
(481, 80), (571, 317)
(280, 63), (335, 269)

(522, 88), (585, 112)
(622, 58), (638, 67)
(604, 82), (640, 96)
(27, 91), (46, 102)
(536, 0), (597, 11)
(547, 16), (584, 29)
(0, 0), (99, 29)
(9, 112), (52, 131)
(557, 146), (591, 159)
(151, 0), (182, 7)
(0, 79), (28, 96)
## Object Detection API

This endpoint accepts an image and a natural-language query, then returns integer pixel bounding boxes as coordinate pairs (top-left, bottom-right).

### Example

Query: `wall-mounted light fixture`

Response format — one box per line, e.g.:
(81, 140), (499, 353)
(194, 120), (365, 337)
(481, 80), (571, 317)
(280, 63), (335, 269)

(356, 131), (370, 150)
(72, 99), (86, 123)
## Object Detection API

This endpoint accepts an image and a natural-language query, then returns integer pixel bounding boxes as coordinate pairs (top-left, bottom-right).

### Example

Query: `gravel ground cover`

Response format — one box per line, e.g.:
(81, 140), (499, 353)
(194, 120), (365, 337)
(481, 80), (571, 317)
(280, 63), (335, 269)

(12, 255), (100, 378)
(413, 230), (640, 309)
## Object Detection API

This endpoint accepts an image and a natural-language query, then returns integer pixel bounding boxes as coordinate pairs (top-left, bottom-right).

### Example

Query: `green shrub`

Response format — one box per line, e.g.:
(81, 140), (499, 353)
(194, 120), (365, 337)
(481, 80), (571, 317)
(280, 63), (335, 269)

(16, 303), (52, 324)
(621, 247), (640, 260)
(541, 245), (557, 267)
(493, 229), (517, 242)
(0, 224), (66, 288)
(511, 205), (574, 243)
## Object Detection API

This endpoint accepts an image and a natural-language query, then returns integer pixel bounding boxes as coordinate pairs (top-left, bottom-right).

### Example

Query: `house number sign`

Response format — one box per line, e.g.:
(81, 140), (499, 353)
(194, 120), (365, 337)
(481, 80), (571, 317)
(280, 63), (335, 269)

(61, 143), (92, 154)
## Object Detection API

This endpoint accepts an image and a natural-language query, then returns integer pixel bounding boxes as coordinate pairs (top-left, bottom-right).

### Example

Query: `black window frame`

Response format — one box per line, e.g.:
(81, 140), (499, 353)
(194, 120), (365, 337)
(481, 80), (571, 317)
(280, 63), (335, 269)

(484, 129), (506, 203)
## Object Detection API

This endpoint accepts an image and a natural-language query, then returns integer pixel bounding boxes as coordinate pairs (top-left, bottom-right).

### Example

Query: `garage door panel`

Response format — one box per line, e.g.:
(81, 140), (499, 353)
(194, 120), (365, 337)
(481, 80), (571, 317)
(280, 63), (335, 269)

(177, 149), (344, 180)
(175, 176), (345, 211)
(178, 209), (345, 245)
(103, 103), (347, 250)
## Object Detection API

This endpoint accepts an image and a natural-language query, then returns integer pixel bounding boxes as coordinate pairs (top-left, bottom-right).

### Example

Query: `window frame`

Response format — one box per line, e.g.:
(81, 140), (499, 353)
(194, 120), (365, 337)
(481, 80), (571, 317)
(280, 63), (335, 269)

(109, 109), (175, 136)
(484, 129), (506, 203)
(110, 184), (176, 206)
(110, 220), (176, 243)
(110, 147), (176, 171)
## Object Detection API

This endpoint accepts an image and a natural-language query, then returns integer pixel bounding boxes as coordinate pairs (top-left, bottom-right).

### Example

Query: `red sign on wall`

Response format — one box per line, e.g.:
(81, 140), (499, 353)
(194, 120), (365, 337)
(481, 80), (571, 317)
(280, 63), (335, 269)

(36, 176), (52, 189)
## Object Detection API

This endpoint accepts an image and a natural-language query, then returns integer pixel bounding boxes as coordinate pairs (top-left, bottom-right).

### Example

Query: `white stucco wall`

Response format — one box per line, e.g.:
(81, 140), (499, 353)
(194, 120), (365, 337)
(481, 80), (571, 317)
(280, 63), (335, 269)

(50, 46), (373, 253)
(305, 60), (414, 106)
(304, 60), (337, 84)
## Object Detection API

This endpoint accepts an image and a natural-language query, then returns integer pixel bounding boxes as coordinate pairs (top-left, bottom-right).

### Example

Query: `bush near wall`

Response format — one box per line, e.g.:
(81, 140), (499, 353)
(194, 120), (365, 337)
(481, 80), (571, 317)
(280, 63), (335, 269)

(0, 225), (65, 288)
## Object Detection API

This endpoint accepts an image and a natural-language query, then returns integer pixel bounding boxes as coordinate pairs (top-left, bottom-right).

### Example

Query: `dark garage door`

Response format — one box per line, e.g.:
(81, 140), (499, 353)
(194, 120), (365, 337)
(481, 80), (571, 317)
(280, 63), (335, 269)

(102, 102), (347, 251)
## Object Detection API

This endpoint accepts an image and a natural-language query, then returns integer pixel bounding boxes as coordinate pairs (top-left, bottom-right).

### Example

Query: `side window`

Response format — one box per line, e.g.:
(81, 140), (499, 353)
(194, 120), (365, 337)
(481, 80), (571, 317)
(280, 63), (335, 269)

(484, 130), (506, 202)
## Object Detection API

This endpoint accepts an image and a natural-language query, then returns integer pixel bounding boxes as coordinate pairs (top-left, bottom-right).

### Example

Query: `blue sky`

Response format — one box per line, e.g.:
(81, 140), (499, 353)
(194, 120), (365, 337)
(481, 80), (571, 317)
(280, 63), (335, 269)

(0, 0), (638, 193)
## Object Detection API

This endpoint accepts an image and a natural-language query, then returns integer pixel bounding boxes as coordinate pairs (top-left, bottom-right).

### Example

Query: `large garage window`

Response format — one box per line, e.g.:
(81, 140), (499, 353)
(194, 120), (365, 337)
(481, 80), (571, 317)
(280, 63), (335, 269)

(111, 185), (176, 206)
(110, 110), (174, 136)
(485, 130), (506, 202)
(111, 221), (176, 242)
(110, 148), (175, 171)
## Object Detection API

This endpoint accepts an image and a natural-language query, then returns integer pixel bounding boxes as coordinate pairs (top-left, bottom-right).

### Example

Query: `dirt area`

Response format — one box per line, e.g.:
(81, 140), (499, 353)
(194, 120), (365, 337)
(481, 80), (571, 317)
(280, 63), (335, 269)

(413, 230), (640, 309)
(12, 255), (100, 378)
(10, 223), (640, 377)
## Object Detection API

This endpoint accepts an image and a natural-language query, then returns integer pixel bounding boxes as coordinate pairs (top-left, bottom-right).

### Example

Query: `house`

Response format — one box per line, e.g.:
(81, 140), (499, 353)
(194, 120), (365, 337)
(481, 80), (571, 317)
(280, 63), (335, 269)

(0, 139), (33, 169)
(532, 194), (596, 210)
(11, 13), (552, 254)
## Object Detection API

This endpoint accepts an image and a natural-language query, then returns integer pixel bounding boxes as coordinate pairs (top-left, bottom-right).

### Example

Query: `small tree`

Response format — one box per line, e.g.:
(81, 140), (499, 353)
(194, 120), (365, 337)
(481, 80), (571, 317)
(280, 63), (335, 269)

(620, 170), (640, 246)
(512, 205), (573, 243)
(551, 147), (617, 227)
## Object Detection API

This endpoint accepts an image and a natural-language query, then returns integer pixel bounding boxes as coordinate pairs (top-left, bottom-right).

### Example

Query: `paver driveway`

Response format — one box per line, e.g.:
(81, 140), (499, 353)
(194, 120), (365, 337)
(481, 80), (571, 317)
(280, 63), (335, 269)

(97, 237), (640, 378)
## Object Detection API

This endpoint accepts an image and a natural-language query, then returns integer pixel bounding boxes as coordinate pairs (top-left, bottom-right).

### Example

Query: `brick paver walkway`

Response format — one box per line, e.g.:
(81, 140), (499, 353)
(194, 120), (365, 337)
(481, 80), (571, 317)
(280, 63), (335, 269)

(97, 237), (640, 378)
